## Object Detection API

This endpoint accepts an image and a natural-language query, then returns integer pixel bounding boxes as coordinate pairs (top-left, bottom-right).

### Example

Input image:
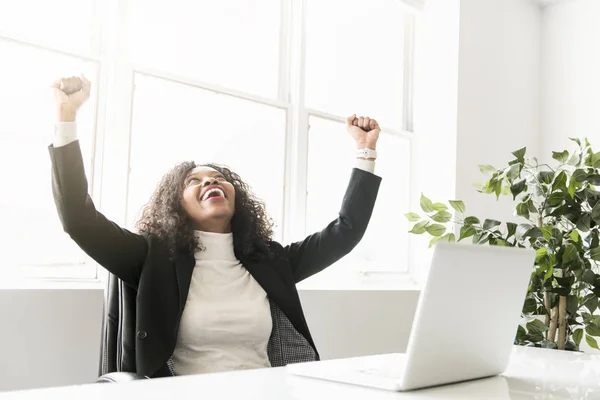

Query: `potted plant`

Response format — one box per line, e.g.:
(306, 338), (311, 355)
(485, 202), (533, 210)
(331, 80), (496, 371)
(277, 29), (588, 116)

(406, 139), (600, 351)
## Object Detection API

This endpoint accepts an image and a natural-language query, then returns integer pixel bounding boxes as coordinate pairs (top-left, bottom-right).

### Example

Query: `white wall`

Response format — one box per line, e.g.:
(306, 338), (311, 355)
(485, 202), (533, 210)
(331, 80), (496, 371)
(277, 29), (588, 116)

(540, 0), (600, 352)
(455, 0), (542, 225)
(299, 290), (420, 360)
(0, 288), (103, 392)
(541, 0), (600, 159)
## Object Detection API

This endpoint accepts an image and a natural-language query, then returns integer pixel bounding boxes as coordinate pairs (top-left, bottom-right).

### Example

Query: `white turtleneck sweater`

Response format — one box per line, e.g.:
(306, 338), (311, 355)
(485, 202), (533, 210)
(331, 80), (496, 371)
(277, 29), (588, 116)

(171, 231), (273, 375)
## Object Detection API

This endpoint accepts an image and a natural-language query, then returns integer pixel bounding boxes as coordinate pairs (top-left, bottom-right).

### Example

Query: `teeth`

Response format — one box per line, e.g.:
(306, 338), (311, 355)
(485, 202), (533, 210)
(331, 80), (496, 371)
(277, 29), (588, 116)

(202, 188), (225, 201)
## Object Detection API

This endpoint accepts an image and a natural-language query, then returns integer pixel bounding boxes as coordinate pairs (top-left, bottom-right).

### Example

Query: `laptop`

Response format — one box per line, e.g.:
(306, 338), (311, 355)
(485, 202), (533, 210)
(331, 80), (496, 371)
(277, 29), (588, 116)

(287, 242), (535, 391)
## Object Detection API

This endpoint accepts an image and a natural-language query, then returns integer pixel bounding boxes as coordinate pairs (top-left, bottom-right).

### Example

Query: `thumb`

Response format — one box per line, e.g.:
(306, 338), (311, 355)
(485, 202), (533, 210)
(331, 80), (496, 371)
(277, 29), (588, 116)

(346, 114), (356, 128)
(51, 86), (67, 102)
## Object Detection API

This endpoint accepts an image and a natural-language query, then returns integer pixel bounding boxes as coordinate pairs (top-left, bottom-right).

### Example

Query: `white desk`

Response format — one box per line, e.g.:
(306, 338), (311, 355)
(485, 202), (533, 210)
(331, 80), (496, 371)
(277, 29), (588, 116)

(2, 346), (599, 399)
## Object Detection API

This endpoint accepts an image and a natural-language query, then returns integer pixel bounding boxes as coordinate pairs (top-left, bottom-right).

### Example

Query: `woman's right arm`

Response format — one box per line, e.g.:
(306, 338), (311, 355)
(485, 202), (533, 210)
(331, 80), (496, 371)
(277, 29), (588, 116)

(49, 76), (147, 288)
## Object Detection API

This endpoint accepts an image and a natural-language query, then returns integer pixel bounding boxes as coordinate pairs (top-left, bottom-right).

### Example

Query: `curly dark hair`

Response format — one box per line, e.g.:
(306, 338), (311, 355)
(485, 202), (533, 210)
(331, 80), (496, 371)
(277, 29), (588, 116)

(135, 161), (274, 259)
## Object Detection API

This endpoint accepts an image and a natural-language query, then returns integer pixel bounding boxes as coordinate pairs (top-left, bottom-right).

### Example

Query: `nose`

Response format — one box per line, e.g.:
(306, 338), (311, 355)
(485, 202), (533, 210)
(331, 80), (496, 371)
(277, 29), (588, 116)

(202, 177), (219, 187)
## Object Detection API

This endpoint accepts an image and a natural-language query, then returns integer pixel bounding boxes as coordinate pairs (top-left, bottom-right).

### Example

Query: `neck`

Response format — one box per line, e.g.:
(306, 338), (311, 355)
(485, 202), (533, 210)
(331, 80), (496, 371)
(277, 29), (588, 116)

(195, 220), (232, 234)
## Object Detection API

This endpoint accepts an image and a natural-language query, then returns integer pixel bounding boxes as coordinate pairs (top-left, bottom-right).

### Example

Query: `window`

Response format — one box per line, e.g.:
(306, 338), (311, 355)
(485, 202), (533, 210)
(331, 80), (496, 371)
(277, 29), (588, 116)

(0, 0), (417, 283)
(306, 117), (411, 276)
(129, 0), (282, 99)
(0, 3), (101, 279)
(127, 74), (286, 239)
(305, 0), (407, 128)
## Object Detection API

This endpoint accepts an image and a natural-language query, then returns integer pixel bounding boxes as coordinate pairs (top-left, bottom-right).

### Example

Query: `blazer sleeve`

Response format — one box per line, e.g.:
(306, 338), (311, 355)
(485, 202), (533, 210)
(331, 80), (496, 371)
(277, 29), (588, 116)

(49, 141), (147, 288)
(284, 168), (382, 283)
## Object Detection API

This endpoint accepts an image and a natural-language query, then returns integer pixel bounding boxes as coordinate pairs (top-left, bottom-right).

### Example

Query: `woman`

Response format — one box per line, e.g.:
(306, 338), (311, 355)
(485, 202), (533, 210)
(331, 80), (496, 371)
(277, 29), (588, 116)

(49, 76), (382, 378)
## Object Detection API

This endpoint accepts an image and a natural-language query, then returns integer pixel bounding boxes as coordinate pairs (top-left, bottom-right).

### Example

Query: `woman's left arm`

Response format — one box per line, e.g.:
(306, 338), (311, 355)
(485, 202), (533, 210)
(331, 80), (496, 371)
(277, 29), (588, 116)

(284, 115), (383, 283)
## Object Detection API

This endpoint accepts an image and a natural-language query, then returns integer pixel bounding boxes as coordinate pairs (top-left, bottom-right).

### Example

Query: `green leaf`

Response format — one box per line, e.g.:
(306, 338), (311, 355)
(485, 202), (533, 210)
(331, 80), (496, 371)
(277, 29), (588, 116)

(510, 179), (527, 199)
(430, 211), (452, 223)
(506, 163), (521, 180)
(479, 165), (496, 175)
(431, 202), (448, 211)
(535, 248), (548, 262)
(592, 203), (600, 224)
(568, 177), (577, 198)
(516, 325), (527, 341)
(516, 202), (530, 219)
(522, 298), (537, 314)
(552, 171), (568, 191)
(569, 230), (580, 243)
(586, 324), (600, 337)
(495, 180), (502, 199)
(512, 147), (527, 162)
(420, 194), (434, 213)
(582, 269), (597, 284)
(464, 216), (480, 225)
(585, 295), (598, 313)
(410, 220), (429, 234)
(591, 152), (600, 168)
(546, 192), (565, 208)
(537, 171), (554, 185)
(527, 199), (537, 213)
(570, 137), (582, 146)
(483, 219), (501, 231)
(544, 266), (554, 280)
(567, 295), (578, 315)
(404, 212), (421, 222)
(577, 214), (592, 232)
(527, 319), (549, 334)
(590, 247), (600, 262)
(574, 169), (588, 182)
(459, 226), (476, 241)
(586, 335), (600, 350)
(516, 223), (534, 240)
(506, 222), (517, 239)
(428, 236), (444, 248)
(449, 200), (465, 213)
(447, 233), (456, 242)
(552, 150), (569, 163)
(587, 296), (599, 314)
(573, 329), (584, 346)
(550, 287), (571, 296)
(588, 174), (600, 185)
(426, 224), (446, 237)
(525, 227), (543, 239)
(563, 243), (579, 264)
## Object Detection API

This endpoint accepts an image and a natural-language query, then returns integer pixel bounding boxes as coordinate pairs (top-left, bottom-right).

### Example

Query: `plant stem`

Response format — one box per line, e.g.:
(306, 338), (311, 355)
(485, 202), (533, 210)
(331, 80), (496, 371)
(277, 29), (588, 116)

(544, 292), (552, 334)
(549, 309), (559, 342)
(558, 295), (567, 350)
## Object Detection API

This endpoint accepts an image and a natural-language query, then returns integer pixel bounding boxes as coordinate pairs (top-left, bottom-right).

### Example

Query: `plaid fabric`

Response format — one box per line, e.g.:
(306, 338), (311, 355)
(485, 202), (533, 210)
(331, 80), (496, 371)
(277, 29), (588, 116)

(267, 299), (317, 367)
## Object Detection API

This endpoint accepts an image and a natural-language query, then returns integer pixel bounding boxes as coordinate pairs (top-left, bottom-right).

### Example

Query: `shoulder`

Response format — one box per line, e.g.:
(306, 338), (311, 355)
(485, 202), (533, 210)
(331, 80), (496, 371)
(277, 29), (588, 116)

(260, 240), (287, 262)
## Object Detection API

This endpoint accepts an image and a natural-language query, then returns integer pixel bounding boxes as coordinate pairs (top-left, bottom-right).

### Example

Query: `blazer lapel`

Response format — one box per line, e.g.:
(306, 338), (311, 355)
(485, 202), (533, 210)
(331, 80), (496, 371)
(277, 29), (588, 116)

(242, 256), (299, 324)
(174, 251), (195, 312)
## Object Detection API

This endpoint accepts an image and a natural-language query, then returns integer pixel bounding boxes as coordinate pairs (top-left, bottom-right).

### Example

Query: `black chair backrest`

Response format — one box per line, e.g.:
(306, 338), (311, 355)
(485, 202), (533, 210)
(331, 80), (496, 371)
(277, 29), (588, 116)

(99, 273), (138, 376)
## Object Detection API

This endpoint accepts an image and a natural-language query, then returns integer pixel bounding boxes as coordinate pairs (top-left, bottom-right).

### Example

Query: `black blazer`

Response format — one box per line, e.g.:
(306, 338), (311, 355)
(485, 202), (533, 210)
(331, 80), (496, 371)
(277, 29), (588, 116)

(49, 141), (381, 378)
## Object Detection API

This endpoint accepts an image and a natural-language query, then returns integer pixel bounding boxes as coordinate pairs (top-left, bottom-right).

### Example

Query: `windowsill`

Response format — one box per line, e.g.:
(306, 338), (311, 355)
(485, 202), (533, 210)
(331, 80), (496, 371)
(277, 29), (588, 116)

(0, 278), (104, 291)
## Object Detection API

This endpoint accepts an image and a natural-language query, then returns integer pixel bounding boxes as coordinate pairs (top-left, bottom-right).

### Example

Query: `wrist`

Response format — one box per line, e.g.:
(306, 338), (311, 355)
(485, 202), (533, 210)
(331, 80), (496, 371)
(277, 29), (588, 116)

(57, 105), (77, 122)
(356, 147), (377, 161)
(356, 141), (376, 150)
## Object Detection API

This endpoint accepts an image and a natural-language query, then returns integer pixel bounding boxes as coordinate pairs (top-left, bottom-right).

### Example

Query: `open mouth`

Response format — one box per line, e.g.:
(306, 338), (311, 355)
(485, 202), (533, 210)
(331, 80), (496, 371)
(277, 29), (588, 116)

(201, 187), (226, 201)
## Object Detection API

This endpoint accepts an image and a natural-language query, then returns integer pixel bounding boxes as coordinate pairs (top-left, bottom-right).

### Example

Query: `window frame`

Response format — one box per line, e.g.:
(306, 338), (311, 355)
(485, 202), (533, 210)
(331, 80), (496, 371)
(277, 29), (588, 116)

(1, 0), (421, 284)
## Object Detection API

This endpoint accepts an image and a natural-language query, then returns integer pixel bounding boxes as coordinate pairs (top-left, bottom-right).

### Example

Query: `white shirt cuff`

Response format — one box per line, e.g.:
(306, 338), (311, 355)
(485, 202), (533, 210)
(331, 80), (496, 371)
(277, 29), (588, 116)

(54, 122), (78, 147)
(355, 159), (375, 174)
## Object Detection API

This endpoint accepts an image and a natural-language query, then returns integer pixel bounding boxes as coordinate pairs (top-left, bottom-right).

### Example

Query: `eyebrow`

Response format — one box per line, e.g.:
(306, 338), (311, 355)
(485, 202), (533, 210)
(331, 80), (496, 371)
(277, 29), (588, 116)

(185, 172), (224, 182)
